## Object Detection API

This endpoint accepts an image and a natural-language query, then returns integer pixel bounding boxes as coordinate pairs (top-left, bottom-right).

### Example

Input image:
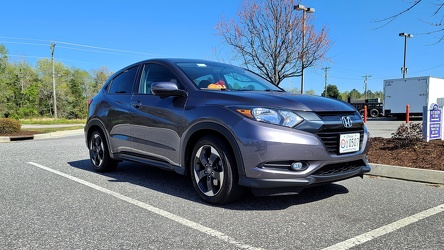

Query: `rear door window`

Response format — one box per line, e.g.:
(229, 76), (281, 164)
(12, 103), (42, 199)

(109, 66), (138, 94)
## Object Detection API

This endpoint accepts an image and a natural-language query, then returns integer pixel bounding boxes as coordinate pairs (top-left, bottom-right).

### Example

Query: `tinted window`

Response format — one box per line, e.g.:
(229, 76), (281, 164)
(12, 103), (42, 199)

(138, 64), (181, 94)
(176, 62), (281, 91)
(109, 66), (138, 94)
(224, 72), (267, 91)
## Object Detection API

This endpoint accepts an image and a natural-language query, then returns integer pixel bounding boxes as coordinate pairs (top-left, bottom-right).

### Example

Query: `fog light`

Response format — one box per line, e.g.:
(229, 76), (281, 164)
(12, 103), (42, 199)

(365, 155), (369, 163)
(291, 162), (305, 171)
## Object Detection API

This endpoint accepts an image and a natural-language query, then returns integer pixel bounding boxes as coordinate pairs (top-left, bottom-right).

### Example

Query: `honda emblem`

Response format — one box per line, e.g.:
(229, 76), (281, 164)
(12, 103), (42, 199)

(341, 116), (353, 128)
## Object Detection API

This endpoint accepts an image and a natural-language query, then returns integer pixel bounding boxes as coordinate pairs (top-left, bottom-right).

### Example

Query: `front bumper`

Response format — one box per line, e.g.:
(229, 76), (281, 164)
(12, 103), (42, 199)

(232, 118), (371, 194)
(239, 164), (371, 196)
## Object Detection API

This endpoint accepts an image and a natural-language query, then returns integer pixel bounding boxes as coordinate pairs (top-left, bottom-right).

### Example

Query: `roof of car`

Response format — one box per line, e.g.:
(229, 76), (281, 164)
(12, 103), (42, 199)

(137, 58), (236, 67)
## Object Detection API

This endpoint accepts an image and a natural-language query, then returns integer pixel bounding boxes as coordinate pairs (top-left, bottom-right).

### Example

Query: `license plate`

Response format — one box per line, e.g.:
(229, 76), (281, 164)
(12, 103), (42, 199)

(339, 133), (360, 153)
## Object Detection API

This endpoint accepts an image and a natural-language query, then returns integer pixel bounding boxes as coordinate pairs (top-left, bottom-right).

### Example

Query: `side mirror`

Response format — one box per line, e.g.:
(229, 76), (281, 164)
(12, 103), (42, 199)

(151, 82), (187, 99)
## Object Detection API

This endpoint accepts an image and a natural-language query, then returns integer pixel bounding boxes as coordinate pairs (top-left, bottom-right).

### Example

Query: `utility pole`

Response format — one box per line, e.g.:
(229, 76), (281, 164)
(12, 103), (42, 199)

(50, 42), (57, 119)
(322, 67), (330, 97)
(362, 75), (372, 101)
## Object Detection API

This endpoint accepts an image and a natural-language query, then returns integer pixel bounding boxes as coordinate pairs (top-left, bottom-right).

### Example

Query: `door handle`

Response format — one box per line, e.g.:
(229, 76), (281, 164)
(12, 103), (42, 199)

(131, 101), (142, 108)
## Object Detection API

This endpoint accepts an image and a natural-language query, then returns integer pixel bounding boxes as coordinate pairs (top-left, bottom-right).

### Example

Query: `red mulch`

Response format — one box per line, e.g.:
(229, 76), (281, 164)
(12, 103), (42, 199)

(368, 137), (444, 171)
(0, 131), (41, 137)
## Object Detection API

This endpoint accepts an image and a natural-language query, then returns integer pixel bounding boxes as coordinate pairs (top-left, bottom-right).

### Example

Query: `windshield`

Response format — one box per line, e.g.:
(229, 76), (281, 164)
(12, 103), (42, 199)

(176, 62), (283, 92)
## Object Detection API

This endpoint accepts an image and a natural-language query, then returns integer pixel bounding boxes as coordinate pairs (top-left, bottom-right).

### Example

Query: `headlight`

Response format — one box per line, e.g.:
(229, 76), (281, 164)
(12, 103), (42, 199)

(235, 107), (303, 128)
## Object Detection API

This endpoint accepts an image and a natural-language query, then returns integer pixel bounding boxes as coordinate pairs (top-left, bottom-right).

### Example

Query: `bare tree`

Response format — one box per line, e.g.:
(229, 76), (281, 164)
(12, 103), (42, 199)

(376, 0), (444, 42)
(216, 0), (330, 86)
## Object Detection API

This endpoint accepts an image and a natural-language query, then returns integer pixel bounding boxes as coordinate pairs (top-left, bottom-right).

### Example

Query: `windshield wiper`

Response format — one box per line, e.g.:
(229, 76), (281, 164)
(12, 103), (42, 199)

(265, 89), (284, 92)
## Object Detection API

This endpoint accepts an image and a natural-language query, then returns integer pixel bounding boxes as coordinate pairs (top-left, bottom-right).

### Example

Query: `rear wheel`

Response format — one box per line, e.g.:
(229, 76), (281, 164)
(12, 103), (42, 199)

(88, 130), (118, 172)
(190, 135), (244, 205)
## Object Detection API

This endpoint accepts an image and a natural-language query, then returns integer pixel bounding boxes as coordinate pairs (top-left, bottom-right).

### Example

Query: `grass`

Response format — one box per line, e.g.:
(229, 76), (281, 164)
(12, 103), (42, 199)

(20, 118), (86, 125)
(21, 126), (85, 134)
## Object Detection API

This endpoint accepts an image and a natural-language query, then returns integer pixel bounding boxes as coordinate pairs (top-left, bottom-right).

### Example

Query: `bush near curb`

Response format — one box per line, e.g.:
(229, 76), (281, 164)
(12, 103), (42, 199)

(0, 118), (21, 135)
(391, 122), (423, 149)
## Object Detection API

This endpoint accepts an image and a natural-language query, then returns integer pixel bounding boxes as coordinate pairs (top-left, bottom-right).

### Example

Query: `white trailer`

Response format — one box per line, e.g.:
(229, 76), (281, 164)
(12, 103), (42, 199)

(383, 76), (444, 118)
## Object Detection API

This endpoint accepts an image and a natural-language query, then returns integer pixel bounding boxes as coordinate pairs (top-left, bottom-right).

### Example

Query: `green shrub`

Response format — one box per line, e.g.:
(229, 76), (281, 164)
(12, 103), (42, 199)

(0, 118), (21, 135)
(391, 122), (423, 149)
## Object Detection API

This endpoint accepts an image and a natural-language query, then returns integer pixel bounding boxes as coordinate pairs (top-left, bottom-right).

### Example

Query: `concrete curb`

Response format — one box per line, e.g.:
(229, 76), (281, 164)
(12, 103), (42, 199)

(0, 129), (84, 142)
(0, 136), (11, 142)
(33, 129), (84, 140)
(367, 163), (444, 185)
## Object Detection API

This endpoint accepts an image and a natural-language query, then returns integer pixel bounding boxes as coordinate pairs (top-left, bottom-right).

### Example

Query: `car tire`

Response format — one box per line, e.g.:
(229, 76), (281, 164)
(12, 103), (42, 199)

(88, 130), (118, 172)
(190, 135), (244, 205)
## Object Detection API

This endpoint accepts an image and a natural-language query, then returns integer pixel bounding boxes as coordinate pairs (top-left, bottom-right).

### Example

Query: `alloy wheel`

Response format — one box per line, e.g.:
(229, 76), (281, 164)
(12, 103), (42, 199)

(193, 145), (225, 197)
(90, 133), (104, 168)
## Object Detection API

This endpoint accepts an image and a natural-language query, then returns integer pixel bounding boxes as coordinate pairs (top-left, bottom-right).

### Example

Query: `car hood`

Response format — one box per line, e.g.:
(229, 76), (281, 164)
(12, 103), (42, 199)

(203, 91), (356, 112)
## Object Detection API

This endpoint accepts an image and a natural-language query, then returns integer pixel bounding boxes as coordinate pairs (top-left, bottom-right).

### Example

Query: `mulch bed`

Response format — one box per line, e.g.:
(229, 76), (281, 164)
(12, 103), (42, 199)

(0, 131), (41, 137)
(368, 137), (444, 171)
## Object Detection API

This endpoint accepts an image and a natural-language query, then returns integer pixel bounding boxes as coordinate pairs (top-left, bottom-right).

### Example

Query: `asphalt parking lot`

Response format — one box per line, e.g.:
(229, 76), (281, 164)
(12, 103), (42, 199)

(0, 127), (443, 249)
(364, 117), (422, 138)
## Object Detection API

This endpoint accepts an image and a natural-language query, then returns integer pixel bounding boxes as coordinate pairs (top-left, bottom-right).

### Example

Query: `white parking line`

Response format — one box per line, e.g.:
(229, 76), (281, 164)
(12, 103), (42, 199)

(323, 203), (444, 250)
(27, 162), (263, 250)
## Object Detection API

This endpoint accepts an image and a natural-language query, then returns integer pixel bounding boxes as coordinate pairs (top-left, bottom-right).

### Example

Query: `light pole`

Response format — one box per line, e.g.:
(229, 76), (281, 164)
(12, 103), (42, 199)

(399, 32), (413, 78)
(294, 4), (315, 94)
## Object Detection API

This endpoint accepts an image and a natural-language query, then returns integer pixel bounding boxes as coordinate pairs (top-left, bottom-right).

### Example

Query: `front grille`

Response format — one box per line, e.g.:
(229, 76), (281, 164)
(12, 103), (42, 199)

(317, 129), (365, 154)
(295, 111), (365, 155)
(313, 160), (364, 176)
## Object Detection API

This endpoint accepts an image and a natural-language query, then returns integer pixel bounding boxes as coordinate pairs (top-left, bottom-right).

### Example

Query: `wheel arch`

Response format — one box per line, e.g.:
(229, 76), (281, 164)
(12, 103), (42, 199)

(85, 119), (116, 158)
(181, 122), (245, 178)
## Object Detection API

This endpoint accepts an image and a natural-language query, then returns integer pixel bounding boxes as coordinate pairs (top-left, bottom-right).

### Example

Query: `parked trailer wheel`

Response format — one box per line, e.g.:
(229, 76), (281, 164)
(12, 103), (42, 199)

(370, 109), (379, 118)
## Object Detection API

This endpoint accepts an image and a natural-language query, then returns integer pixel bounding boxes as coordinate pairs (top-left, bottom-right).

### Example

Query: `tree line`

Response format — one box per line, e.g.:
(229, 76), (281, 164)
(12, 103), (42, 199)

(1, 43), (383, 120)
(0, 44), (112, 119)
(286, 84), (383, 102)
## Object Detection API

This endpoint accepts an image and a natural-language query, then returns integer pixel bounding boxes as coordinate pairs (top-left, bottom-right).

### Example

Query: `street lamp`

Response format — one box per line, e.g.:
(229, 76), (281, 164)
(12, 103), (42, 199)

(399, 32), (413, 78)
(294, 4), (315, 94)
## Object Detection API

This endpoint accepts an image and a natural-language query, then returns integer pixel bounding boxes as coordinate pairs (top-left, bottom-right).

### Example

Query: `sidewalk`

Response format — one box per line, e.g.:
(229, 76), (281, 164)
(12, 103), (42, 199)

(21, 124), (85, 129)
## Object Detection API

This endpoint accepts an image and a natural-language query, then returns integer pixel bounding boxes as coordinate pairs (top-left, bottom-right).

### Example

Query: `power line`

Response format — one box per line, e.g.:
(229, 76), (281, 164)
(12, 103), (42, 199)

(56, 46), (152, 57)
(0, 36), (160, 57)
(56, 41), (159, 56)
(0, 40), (47, 47)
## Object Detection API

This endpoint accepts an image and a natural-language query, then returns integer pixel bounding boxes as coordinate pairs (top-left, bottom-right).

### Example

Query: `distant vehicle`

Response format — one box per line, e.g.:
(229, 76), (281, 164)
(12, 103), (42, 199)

(349, 98), (383, 118)
(85, 58), (371, 204)
(383, 76), (444, 119)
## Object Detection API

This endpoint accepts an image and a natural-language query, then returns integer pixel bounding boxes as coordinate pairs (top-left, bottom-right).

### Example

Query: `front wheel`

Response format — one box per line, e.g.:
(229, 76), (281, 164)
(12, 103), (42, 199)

(88, 130), (118, 172)
(190, 136), (244, 205)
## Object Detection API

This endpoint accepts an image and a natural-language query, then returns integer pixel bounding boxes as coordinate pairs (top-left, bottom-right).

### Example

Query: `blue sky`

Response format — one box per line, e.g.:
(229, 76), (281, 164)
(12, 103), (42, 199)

(1, 0), (444, 95)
